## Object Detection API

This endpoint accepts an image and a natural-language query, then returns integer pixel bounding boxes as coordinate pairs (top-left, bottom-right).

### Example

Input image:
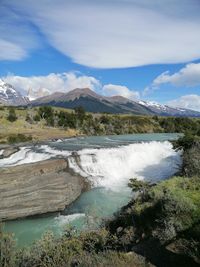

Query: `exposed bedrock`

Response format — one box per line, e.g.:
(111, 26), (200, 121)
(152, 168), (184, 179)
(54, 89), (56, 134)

(0, 159), (89, 221)
(0, 146), (19, 159)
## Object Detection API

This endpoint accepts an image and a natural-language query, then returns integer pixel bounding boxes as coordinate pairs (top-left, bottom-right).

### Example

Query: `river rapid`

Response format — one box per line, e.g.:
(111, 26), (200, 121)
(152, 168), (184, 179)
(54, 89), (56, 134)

(0, 133), (182, 247)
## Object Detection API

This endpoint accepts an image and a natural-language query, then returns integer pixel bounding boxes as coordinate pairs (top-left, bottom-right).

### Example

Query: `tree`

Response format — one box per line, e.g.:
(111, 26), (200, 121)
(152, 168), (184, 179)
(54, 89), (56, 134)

(38, 106), (53, 119)
(128, 178), (151, 195)
(74, 106), (86, 121)
(7, 108), (17, 122)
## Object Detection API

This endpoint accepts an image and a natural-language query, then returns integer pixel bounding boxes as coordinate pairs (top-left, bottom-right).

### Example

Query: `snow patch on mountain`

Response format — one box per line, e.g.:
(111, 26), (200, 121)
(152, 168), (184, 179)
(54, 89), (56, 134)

(0, 79), (29, 105)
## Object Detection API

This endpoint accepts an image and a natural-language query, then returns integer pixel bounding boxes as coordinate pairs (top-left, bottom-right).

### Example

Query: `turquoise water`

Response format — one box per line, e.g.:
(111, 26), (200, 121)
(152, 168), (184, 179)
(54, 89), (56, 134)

(3, 133), (182, 247)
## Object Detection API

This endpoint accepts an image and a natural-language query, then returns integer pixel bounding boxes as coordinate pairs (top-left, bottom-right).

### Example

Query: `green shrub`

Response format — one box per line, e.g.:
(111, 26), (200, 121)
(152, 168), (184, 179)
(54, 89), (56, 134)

(0, 225), (16, 267)
(33, 114), (40, 122)
(7, 108), (17, 122)
(7, 134), (32, 144)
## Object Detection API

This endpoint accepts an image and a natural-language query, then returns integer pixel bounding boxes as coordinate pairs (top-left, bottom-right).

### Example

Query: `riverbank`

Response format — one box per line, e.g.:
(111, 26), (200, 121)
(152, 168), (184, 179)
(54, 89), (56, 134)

(1, 106), (200, 144)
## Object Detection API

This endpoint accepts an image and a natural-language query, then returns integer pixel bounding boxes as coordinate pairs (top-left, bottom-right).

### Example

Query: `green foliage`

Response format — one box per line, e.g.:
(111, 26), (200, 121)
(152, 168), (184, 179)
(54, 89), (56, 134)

(0, 228), (149, 267)
(7, 134), (32, 144)
(109, 176), (200, 248)
(0, 225), (16, 267)
(7, 108), (17, 122)
(174, 134), (200, 177)
(3, 105), (200, 136)
(25, 114), (32, 123)
(57, 111), (76, 128)
(183, 142), (200, 177)
(74, 106), (86, 121)
(128, 178), (151, 193)
(173, 133), (200, 150)
(33, 114), (40, 122)
(38, 106), (53, 119)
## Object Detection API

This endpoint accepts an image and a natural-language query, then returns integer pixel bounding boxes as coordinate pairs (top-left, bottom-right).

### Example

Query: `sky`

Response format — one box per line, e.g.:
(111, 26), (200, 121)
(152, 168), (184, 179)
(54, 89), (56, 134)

(0, 0), (200, 110)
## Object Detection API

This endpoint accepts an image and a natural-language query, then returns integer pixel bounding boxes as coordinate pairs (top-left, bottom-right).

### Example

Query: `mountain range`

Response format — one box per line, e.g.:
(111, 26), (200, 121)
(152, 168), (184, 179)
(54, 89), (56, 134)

(0, 80), (29, 106)
(30, 88), (200, 117)
(0, 79), (199, 117)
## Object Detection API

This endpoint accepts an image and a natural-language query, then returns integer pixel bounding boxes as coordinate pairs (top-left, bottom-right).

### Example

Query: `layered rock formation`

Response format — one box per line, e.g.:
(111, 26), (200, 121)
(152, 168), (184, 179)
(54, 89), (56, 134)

(0, 159), (88, 221)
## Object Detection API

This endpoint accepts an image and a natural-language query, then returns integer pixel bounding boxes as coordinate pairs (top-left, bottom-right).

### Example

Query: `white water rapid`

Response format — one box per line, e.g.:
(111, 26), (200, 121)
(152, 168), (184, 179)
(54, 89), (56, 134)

(0, 141), (182, 190)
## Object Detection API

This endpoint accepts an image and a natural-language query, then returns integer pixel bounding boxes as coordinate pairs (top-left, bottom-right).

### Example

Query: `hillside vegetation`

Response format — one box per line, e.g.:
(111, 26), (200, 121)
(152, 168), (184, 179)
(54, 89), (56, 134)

(0, 105), (200, 144)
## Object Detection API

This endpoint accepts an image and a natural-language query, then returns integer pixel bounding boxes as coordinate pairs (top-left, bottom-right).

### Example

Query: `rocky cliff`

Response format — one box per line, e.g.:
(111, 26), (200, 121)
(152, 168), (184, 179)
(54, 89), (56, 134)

(0, 159), (89, 221)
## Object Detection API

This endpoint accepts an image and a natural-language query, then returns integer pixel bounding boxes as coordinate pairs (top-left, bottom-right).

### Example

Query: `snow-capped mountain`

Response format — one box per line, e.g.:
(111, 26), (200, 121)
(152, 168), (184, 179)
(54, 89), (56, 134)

(138, 100), (199, 117)
(0, 79), (29, 106)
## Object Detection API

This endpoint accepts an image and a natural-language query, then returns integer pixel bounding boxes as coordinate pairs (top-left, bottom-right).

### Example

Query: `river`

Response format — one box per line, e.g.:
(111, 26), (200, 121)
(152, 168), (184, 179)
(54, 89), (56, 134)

(1, 133), (182, 247)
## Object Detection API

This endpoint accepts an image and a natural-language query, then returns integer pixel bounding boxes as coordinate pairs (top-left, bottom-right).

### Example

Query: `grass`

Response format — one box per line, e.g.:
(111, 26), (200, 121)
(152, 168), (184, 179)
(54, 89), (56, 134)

(0, 107), (80, 143)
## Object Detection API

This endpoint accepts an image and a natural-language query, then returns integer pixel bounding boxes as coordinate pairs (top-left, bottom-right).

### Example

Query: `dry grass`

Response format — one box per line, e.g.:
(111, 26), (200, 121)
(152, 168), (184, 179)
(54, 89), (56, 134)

(0, 107), (80, 143)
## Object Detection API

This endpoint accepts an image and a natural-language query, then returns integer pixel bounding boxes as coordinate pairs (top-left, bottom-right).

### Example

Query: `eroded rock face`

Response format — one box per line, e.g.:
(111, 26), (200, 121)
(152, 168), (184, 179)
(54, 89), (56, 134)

(0, 147), (19, 159)
(0, 159), (89, 221)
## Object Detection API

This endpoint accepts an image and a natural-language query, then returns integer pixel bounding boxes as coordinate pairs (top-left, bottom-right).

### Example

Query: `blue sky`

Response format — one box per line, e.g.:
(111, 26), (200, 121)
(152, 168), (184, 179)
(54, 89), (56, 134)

(0, 0), (200, 110)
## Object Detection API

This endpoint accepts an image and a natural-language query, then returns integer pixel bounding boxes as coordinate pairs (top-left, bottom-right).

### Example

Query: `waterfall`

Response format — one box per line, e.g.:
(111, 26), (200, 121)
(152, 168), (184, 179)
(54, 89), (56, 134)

(68, 141), (182, 189)
(0, 141), (182, 190)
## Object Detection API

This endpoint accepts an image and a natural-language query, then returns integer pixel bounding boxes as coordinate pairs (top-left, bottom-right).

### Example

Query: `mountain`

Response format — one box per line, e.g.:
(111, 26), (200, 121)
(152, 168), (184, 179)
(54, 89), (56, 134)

(30, 88), (200, 117)
(30, 88), (153, 115)
(137, 100), (200, 117)
(0, 79), (29, 106)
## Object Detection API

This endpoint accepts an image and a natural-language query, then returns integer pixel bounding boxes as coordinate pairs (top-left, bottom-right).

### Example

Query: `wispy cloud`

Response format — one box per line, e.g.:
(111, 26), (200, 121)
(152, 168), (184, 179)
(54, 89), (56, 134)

(0, 3), (39, 61)
(167, 94), (200, 112)
(2, 0), (200, 68)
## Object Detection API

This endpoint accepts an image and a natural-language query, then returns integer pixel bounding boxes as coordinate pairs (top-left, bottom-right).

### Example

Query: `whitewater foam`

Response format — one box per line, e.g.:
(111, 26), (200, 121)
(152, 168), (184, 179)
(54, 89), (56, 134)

(0, 145), (70, 167)
(55, 213), (85, 225)
(0, 147), (52, 167)
(0, 141), (182, 191)
(68, 141), (182, 190)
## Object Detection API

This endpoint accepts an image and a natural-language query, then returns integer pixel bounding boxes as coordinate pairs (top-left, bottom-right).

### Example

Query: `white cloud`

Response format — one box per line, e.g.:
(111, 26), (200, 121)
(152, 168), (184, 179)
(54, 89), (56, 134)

(167, 95), (200, 112)
(3, 72), (101, 98)
(153, 63), (200, 87)
(103, 84), (140, 99)
(3, 72), (139, 101)
(0, 3), (39, 61)
(3, 0), (200, 67)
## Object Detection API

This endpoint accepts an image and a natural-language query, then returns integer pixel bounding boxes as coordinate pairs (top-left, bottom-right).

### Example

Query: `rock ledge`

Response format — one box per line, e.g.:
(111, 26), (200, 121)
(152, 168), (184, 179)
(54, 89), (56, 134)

(0, 159), (88, 221)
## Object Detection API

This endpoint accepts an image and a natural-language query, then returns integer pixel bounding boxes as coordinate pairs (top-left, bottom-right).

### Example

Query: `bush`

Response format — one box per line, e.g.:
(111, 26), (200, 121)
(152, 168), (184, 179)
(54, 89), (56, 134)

(0, 227), (149, 267)
(33, 114), (40, 122)
(7, 108), (17, 122)
(183, 142), (200, 177)
(25, 114), (32, 123)
(38, 106), (54, 120)
(0, 225), (16, 267)
(173, 133), (199, 150)
(108, 176), (200, 247)
(7, 134), (32, 144)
